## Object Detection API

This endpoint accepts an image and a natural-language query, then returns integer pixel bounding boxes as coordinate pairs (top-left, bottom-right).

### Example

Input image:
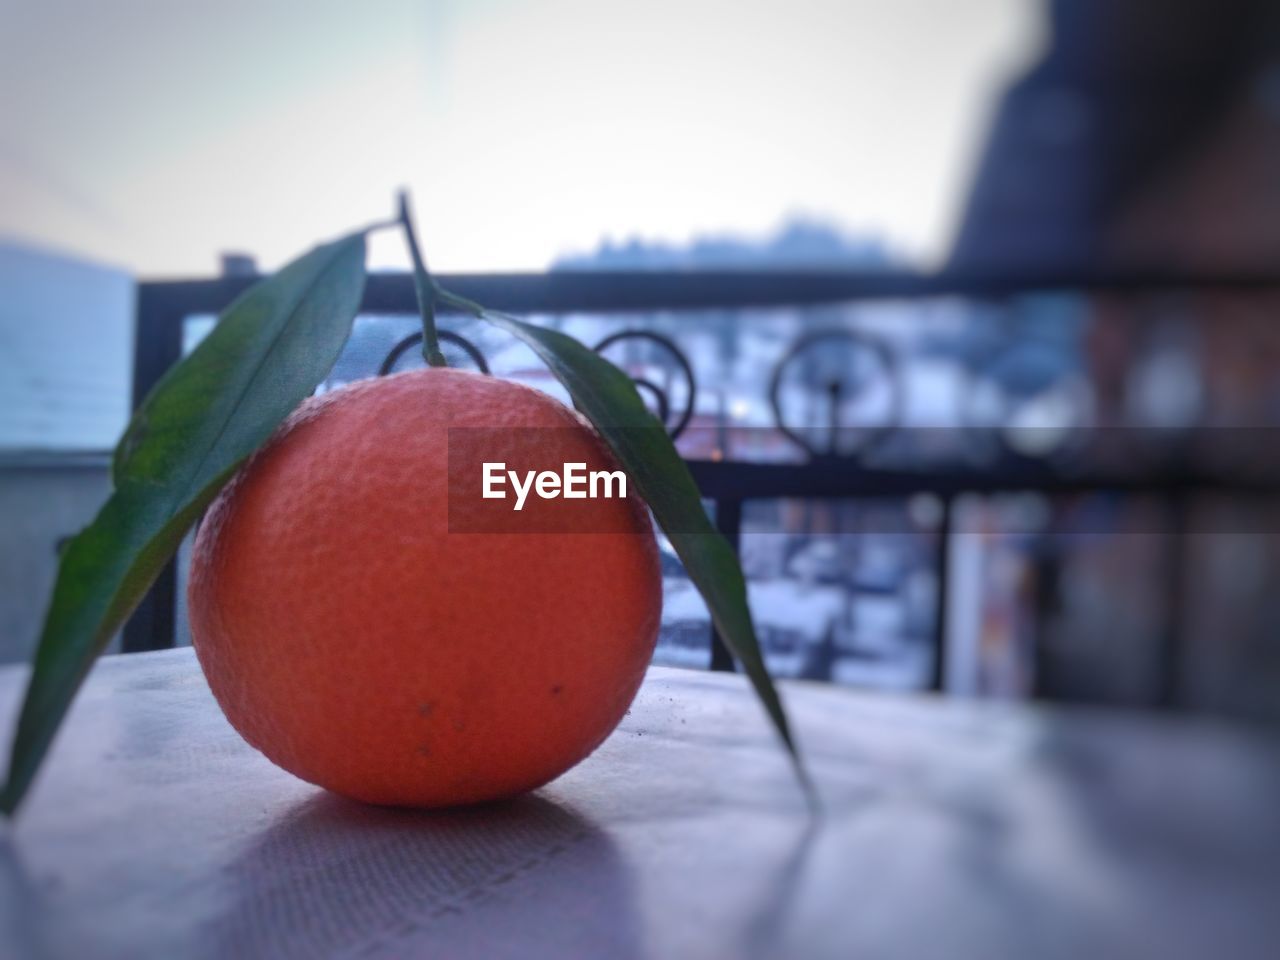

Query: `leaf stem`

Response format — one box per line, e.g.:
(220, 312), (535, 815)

(397, 191), (448, 368)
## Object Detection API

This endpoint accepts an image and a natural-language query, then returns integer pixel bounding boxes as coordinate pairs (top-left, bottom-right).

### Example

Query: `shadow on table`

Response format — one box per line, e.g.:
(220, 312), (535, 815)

(0, 832), (57, 960)
(205, 790), (643, 960)
(1021, 721), (1280, 957)
(740, 817), (823, 960)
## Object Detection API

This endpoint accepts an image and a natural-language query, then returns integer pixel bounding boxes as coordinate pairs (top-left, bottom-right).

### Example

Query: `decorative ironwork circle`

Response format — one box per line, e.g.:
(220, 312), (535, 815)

(768, 328), (901, 459)
(378, 331), (490, 377)
(592, 330), (696, 439)
(630, 377), (671, 428)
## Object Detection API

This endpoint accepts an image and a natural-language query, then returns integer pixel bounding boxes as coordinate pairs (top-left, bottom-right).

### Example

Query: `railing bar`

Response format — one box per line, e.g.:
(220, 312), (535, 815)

(929, 496), (954, 693)
(709, 498), (743, 672)
(1157, 496), (1190, 709)
(686, 459), (1280, 501)
(121, 287), (184, 653)
(134, 267), (1280, 318)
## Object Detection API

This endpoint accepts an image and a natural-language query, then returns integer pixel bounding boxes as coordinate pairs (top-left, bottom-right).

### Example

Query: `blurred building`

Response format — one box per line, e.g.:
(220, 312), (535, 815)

(949, 0), (1280, 721)
(953, 0), (1280, 273)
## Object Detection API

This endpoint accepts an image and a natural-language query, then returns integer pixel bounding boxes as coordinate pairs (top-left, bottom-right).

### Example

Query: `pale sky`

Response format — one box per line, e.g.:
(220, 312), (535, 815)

(0, 0), (1040, 276)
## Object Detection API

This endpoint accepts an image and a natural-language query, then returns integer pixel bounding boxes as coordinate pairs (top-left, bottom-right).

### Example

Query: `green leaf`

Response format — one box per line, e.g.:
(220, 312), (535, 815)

(438, 288), (814, 804)
(1, 234), (368, 815)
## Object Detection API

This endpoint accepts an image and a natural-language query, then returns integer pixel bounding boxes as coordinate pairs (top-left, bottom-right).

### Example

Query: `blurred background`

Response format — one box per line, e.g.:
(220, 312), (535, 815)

(4, 0), (1280, 723)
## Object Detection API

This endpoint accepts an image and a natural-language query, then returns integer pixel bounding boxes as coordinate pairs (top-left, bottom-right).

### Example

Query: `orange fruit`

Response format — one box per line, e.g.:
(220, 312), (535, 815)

(188, 368), (661, 807)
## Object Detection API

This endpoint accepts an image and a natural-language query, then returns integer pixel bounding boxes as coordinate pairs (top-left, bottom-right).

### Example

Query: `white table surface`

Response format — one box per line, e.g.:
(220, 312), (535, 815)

(1, 648), (1277, 960)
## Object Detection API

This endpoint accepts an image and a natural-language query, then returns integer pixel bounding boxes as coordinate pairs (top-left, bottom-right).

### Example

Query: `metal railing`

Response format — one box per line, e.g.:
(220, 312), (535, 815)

(124, 268), (1280, 704)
